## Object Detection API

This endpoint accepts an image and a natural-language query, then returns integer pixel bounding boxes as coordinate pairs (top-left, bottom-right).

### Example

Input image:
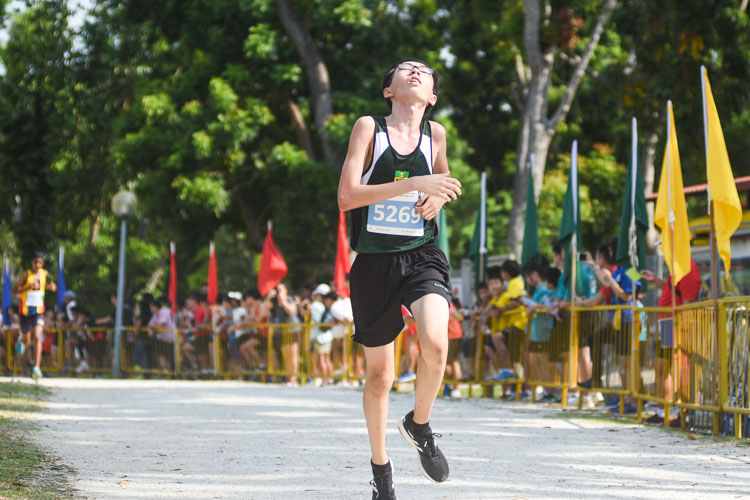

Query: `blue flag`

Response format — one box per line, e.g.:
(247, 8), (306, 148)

(57, 246), (66, 313)
(2, 261), (11, 326)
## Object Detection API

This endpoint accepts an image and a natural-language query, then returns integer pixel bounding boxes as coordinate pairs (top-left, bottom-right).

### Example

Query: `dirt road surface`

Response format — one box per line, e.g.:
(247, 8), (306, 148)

(15, 378), (750, 499)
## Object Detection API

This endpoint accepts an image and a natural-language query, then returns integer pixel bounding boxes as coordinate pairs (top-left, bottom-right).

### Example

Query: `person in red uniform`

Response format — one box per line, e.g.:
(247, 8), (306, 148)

(640, 258), (702, 426)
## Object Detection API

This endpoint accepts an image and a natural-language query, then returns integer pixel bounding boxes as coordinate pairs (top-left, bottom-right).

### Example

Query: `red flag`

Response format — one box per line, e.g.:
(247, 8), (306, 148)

(207, 241), (218, 305)
(258, 221), (288, 296)
(168, 242), (177, 316)
(334, 211), (351, 298)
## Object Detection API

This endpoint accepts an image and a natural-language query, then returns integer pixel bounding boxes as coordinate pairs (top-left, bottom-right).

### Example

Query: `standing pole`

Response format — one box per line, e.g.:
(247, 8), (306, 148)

(702, 66), (725, 433)
(630, 117), (639, 411)
(113, 218), (127, 378)
(666, 101), (679, 426)
(566, 141), (579, 407)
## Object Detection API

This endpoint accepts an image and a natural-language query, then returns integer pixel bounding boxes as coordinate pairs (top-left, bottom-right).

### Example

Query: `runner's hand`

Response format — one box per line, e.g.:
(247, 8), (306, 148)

(414, 173), (461, 201)
(415, 195), (445, 221)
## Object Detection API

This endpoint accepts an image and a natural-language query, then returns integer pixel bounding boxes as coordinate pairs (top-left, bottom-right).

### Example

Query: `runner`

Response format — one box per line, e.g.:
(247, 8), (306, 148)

(338, 59), (462, 499)
(13, 252), (57, 380)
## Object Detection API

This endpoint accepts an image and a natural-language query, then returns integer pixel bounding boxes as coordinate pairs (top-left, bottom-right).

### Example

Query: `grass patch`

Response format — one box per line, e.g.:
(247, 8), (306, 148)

(0, 381), (75, 499)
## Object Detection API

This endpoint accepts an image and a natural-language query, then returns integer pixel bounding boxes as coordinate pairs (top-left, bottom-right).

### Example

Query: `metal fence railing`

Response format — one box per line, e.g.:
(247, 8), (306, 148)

(3, 300), (750, 438)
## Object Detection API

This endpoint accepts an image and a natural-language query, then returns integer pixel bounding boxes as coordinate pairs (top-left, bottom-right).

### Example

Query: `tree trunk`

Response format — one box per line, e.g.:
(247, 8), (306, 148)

(235, 193), (263, 250)
(144, 263), (166, 294)
(507, 0), (617, 257)
(275, 0), (340, 169)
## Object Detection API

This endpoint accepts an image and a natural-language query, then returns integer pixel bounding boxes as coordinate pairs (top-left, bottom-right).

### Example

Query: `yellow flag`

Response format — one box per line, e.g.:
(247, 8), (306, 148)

(704, 68), (741, 271)
(654, 102), (692, 284)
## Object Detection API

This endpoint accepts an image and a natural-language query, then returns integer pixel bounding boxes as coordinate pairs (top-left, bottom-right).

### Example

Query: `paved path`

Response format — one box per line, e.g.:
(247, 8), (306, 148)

(12, 377), (750, 499)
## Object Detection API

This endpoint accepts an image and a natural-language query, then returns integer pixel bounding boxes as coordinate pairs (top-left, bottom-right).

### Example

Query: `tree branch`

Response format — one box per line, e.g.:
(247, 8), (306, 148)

(274, 0), (339, 169)
(546, 0), (617, 133)
(285, 97), (316, 160)
(514, 50), (529, 100)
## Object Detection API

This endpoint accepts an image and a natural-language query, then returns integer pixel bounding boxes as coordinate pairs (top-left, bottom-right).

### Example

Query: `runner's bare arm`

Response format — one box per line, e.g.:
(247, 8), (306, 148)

(338, 117), (461, 211)
(12, 271), (29, 295)
(416, 122), (457, 220)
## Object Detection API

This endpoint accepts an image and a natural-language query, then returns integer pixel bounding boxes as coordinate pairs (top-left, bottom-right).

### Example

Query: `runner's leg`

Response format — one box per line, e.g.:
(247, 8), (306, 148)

(362, 342), (395, 465)
(410, 294), (449, 424)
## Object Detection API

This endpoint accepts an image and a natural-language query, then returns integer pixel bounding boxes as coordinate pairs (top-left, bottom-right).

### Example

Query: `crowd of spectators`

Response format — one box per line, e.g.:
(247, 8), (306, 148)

(1, 240), (705, 421)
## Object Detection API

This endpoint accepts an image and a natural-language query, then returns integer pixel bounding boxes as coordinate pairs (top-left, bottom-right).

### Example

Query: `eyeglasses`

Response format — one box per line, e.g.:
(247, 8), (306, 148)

(397, 63), (434, 76)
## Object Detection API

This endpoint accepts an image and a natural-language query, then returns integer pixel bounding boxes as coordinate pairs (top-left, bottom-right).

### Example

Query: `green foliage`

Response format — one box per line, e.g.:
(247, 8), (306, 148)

(0, 0), (748, 316)
(538, 144), (627, 256)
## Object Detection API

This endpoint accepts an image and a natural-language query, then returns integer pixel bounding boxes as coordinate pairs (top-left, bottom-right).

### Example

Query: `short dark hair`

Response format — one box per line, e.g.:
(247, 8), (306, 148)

(546, 267), (562, 287)
(597, 239), (616, 266)
(552, 241), (563, 256)
(32, 251), (45, 261)
(501, 260), (521, 278)
(324, 291), (338, 301)
(245, 288), (261, 300)
(522, 260), (544, 277)
(151, 298), (162, 308)
(486, 266), (502, 281)
(477, 280), (489, 290)
(382, 59), (439, 113)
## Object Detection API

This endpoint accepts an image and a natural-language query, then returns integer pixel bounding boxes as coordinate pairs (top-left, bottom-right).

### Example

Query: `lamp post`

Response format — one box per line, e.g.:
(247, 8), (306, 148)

(111, 190), (137, 378)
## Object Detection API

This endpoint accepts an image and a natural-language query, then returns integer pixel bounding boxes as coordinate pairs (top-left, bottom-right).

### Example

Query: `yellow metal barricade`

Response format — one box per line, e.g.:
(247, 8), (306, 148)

(525, 311), (571, 400)
(5, 326), (64, 375)
(720, 297), (750, 437)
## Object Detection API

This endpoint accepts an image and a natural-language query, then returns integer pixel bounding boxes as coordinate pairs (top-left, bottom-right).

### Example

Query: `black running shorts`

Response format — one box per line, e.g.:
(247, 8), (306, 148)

(350, 243), (452, 348)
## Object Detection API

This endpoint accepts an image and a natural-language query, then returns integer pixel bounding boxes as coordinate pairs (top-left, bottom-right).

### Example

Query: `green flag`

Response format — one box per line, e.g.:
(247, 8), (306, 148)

(469, 172), (487, 289)
(436, 209), (450, 263)
(558, 141), (584, 297)
(616, 118), (648, 272)
(521, 154), (541, 269)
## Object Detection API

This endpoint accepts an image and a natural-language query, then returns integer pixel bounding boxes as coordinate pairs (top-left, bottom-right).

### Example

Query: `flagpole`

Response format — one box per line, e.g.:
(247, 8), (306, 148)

(702, 67), (724, 431)
(568, 141), (578, 405)
(630, 118), (639, 407)
(666, 101), (680, 424)
(479, 172), (487, 283)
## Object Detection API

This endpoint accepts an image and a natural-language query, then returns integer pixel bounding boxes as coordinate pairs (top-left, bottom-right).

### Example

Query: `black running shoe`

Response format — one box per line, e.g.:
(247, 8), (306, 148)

(398, 410), (449, 482)
(370, 461), (397, 500)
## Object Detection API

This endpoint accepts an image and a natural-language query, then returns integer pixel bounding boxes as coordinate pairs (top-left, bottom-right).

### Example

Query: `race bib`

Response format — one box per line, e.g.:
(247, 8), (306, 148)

(367, 191), (424, 237)
(26, 290), (44, 307)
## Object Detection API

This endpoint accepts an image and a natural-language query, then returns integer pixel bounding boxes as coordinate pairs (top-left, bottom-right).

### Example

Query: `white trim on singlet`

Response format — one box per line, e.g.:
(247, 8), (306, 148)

(361, 130), (389, 185)
(419, 130), (433, 174)
(361, 119), (433, 184)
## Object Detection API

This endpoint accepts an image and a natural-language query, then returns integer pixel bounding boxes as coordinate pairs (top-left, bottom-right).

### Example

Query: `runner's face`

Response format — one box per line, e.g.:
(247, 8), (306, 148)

(31, 258), (44, 272)
(385, 61), (436, 107)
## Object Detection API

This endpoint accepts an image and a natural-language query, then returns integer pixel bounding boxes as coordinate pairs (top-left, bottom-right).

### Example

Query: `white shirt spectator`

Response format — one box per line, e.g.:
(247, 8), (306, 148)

(330, 297), (353, 339)
(149, 306), (175, 342)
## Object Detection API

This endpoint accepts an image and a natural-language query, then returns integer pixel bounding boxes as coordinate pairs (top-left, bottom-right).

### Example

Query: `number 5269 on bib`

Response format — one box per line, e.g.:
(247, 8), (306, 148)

(366, 191), (424, 237)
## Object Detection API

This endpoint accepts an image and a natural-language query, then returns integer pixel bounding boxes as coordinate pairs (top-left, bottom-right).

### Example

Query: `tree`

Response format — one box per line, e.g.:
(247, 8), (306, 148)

(507, 0), (617, 256)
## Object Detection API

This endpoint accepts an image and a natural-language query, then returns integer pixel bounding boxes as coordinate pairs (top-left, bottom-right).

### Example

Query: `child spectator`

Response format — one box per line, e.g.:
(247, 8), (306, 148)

(485, 261), (527, 382)
(463, 282), (490, 381)
(239, 289), (265, 371)
(395, 306), (419, 383)
(445, 298), (464, 383)
(148, 298), (175, 372)
(524, 262), (558, 399)
(187, 293), (212, 371)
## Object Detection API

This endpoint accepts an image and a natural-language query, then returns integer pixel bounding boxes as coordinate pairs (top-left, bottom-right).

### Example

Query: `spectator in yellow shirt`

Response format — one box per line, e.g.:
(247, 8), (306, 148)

(484, 261), (527, 382)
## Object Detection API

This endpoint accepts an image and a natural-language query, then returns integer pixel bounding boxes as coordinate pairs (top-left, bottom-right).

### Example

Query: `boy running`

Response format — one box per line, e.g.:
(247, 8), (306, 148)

(338, 59), (462, 499)
(13, 252), (57, 380)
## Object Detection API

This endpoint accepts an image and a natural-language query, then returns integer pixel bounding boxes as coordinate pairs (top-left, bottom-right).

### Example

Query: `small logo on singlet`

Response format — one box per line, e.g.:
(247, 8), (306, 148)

(394, 171), (409, 181)
(433, 282), (450, 293)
